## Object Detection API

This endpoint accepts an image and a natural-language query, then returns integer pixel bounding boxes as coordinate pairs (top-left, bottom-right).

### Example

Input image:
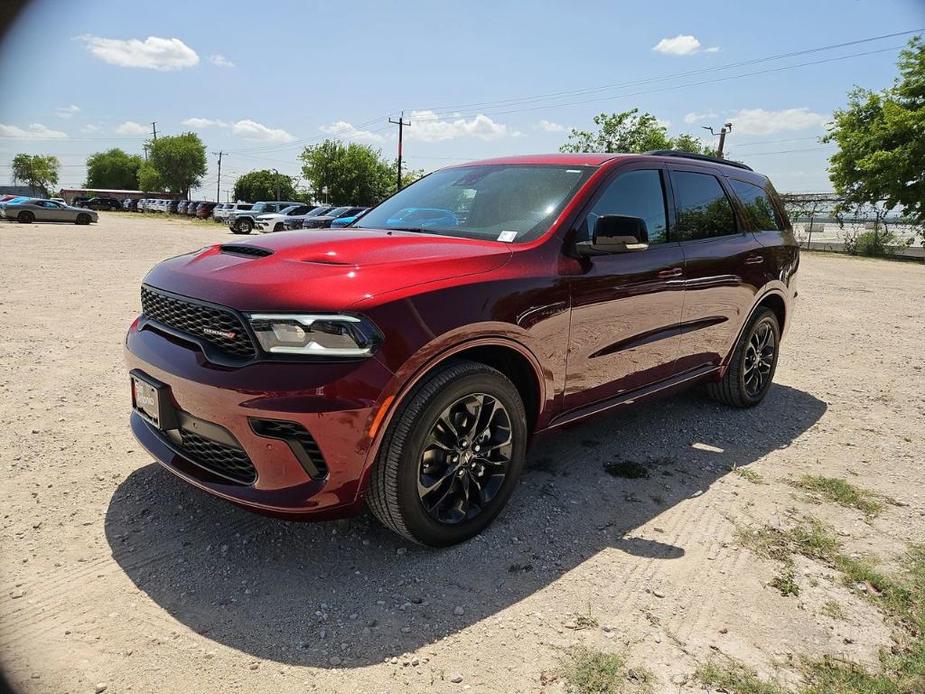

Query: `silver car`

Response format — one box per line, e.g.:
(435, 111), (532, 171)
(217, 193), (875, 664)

(0, 198), (98, 224)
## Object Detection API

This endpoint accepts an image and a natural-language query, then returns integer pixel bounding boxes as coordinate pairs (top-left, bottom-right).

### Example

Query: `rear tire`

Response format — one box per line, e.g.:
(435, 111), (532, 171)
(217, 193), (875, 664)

(18, 211), (34, 224)
(76, 213), (91, 225)
(707, 307), (780, 407)
(367, 360), (527, 546)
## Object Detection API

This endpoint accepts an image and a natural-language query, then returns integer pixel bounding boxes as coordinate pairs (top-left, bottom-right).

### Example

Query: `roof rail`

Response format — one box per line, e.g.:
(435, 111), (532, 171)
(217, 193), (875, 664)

(644, 150), (753, 171)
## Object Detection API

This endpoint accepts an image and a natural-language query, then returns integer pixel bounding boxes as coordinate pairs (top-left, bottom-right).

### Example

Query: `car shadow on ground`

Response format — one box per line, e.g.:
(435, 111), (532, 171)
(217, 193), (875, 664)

(105, 384), (825, 668)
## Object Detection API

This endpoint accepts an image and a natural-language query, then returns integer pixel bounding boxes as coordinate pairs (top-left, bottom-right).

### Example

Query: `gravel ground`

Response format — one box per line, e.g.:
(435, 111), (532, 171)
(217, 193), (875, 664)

(1, 212), (923, 693)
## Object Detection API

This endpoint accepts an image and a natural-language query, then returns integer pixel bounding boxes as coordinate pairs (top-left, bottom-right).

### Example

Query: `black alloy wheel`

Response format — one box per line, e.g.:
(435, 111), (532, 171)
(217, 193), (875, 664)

(707, 307), (781, 407)
(367, 360), (527, 546)
(417, 393), (514, 525)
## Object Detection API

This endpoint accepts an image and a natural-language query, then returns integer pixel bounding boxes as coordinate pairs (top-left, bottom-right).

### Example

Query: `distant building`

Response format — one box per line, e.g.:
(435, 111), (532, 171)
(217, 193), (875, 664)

(0, 185), (33, 197)
(58, 187), (172, 204)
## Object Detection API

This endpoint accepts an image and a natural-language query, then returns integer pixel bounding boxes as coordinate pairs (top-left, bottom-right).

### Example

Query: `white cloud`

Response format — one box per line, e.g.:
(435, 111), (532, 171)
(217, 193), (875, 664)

(319, 120), (385, 143)
(536, 119), (566, 133)
(654, 34), (700, 55)
(81, 124), (102, 134)
(683, 111), (719, 125)
(231, 119), (295, 143)
(182, 117), (230, 129)
(209, 54), (234, 68)
(115, 121), (148, 135)
(407, 110), (511, 142)
(77, 35), (199, 71)
(55, 104), (80, 119)
(729, 107), (828, 135)
(0, 123), (68, 140)
(653, 34), (718, 56)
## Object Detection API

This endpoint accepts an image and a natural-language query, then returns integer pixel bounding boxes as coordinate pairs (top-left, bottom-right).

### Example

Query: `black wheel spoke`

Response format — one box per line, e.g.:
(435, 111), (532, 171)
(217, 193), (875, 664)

(743, 320), (776, 397)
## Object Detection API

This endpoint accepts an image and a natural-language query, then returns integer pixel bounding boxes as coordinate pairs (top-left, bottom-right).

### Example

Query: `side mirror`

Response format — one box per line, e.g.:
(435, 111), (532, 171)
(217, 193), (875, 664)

(576, 215), (649, 256)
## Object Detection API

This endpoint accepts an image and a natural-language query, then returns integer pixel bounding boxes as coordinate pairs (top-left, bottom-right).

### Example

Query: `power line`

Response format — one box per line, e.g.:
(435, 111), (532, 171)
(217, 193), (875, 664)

(411, 29), (921, 119)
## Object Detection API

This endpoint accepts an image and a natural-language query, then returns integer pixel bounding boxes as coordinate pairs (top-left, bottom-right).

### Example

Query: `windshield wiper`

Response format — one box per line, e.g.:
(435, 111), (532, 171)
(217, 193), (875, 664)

(383, 226), (429, 233)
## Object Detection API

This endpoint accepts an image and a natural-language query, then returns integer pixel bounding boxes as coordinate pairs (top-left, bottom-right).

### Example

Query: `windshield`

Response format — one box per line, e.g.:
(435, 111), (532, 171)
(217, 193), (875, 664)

(250, 203), (268, 213)
(305, 206), (332, 217)
(325, 206), (352, 217)
(355, 164), (593, 242)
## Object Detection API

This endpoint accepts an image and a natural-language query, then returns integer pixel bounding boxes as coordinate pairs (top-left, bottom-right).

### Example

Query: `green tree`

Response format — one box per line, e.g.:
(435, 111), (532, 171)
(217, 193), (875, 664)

(232, 169), (297, 202)
(11, 153), (59, 196)
(393, 160), (425, 189)
(146, 132), (207, 198)
(560, 109), (713, 154)
(137, 162), (162, 192)
(825, 36), (925, 232)
(85, 148), (144, 189)
(299, 139), (393, 206)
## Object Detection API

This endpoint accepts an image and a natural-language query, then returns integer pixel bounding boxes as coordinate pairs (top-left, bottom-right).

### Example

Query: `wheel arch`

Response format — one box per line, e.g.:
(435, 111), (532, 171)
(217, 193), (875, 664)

(358, 336), (546, 498)
(719, 287), (788, 372)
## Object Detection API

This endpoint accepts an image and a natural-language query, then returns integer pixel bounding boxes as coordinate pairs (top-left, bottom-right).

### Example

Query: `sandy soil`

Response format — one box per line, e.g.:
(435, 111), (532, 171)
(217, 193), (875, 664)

(1, 212), (923, 693)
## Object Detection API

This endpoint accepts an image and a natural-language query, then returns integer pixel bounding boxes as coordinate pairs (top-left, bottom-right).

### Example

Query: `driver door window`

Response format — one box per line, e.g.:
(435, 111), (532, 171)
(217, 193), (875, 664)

(585, 169), (668, 244)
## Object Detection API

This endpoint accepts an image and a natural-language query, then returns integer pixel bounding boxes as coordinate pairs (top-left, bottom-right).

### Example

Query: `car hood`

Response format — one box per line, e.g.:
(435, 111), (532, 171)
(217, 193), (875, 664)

(143, 228), (513, 312)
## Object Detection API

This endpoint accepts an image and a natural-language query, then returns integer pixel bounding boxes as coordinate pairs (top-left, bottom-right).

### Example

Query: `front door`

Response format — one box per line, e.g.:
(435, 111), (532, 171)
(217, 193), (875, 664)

(564, 166), (686, 411)
(668, 166), (765, 372)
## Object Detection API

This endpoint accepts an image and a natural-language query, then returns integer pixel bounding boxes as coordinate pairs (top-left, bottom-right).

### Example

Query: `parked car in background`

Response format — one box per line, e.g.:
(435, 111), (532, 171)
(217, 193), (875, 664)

(229, 201), (301, 234)
(283, 205), (333, 230)
(196, 202), (218, 219)
(125, 151), (798, 545)
(126, 199), (139, 212)
(211, 203), (227, 222)
(300, 206), (368, 229)
(186, 202), (202, 217)
(218, 202), (252, 225)
(0, 196), (30, 208)
(0, 194), (21, 203)
(255, 204), (315, 232)
(166, 200), (180, 214)
(71, 196), (93, 208)
(176, 200), (188, 214)
(84, 196), (123, 211)
(330, 207), (370, 228)
(1, 198), (98, 224)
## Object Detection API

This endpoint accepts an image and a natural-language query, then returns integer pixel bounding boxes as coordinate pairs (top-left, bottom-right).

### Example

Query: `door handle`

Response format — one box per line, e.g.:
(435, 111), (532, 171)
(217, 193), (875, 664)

(745, 254), (764, 265)
(657, 267), (683, 279)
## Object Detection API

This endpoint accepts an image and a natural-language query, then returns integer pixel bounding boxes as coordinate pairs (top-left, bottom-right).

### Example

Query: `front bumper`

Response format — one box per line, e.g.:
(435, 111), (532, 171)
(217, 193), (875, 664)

(125, 319), (394, 519)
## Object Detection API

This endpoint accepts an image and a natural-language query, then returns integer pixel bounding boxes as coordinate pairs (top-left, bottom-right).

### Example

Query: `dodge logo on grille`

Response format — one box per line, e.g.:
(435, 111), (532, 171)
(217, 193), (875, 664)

(203, 327), (237, 340)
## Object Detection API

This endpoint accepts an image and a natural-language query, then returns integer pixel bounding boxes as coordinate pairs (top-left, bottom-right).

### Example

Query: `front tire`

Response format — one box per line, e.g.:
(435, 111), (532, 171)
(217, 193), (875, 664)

(707, 307), (780, 407)
(76, 213), (91, 225)
(18, 211), (34, 224)
(368, 360), (527, 546)
(237, 218), (253, 234)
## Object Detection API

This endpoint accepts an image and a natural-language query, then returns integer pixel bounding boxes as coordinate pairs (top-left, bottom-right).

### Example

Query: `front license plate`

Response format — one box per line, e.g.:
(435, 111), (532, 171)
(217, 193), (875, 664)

(131, 372), (171, 429)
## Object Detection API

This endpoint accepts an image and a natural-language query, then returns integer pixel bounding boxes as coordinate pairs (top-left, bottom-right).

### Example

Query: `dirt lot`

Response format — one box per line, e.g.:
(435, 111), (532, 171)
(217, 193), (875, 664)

(1, 212), (923, 693)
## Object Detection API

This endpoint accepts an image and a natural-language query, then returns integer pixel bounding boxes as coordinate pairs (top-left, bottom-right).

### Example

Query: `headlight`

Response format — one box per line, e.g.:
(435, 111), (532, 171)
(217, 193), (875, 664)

(247, 314), (381, 357)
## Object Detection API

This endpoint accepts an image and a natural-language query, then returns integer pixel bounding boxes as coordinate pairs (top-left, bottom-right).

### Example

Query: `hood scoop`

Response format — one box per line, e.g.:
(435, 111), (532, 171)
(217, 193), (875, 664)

(220, 244), (273, 258)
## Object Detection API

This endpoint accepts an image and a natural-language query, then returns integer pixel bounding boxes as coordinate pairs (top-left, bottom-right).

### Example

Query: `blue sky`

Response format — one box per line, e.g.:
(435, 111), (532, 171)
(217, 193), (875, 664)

(0, 0), (922, 196)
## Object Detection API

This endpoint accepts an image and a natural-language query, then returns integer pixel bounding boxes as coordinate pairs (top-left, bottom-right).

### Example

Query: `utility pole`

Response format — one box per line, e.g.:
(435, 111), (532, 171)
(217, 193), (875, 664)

(151, 121), (158, 143)
(271, 168), (281, 201)
(389, 111), (411, 192)
(703, 122), (732, 158)
(213, 151), (224, 203)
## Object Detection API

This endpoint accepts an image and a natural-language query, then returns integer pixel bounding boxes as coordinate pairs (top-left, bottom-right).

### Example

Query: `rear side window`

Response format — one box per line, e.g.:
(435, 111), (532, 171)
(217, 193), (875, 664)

(729, 179), (783, 231)
(585, 169), (668, 244)
(672, 171), (737, 240)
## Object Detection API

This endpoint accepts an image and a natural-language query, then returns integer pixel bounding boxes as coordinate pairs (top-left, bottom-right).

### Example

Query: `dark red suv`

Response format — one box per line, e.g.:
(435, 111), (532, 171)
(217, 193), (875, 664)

(125, 152), (798, 545)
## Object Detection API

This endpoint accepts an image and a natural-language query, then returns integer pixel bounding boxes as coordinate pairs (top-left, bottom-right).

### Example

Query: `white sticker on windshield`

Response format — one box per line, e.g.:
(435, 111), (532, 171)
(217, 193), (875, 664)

(497, 231), (517, 242)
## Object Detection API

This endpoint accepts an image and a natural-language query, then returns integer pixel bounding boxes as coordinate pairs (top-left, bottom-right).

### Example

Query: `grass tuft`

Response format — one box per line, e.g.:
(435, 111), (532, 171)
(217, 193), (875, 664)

(733, 465), (764, 484)
(792, 475), (884, 516)
(695, 659), (786, 694)
(821, 600), (846, 620)
(559, 647), (654, 693)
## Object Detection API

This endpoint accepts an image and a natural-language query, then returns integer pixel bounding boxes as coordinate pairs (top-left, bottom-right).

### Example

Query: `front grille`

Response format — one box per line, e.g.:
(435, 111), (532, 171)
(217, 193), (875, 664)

(220, 244), (273, 258)
(141, 286), (256, 359)
(178, 428), (257, 485)
(251, 419), (328, 479)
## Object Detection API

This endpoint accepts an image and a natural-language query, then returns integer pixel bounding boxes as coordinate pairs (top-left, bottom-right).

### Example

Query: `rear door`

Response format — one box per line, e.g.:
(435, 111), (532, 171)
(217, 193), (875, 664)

(564, 164), (686, 411)
(668, 166), (764, 372)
